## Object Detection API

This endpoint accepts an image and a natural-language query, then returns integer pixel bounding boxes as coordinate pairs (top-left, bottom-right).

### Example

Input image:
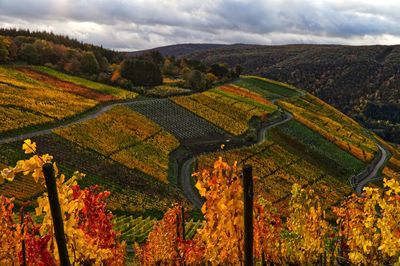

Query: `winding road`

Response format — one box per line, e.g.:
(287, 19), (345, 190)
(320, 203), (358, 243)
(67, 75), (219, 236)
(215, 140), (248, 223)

(355, 144), (388, 194)
(179, 108), (389, 209)
(179, 111), (296, 209)
(0, 95), (390, 209)
(181, 157), (203, 209)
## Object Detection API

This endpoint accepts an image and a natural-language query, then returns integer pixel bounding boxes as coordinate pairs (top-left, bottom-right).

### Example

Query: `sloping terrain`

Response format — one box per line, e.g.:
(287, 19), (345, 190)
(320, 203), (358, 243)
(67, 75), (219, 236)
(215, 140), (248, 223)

(0, 66), (137, 136)
(1, 65), (399, 233)
(0, 134), (187, 216)
(54, 105), (179, 182)
(128, 99), (225, 141)
(171, 83), (278, 135)
(176, 44), (400, 143)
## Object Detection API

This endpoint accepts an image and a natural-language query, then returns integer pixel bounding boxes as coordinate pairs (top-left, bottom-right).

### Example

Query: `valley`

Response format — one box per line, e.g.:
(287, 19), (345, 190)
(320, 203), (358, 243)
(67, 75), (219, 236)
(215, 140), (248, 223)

(0, 58), (400, 264)
(2, 2), (400, 263)
(1, 64), (397, 250)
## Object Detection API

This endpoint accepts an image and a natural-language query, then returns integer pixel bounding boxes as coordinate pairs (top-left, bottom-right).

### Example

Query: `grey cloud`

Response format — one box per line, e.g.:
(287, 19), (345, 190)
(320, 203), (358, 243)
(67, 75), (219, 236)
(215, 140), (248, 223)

(0, 0), (400, 50)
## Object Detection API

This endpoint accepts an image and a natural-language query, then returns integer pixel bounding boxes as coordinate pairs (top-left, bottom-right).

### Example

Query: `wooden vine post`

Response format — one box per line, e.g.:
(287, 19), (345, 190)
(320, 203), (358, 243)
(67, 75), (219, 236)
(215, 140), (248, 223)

(176, 207), (186, 238)
(43, 163), (71, 266)
(181, 206), (185, 240)
(20, 207), (27, 266)
(243, 165), (253, 266)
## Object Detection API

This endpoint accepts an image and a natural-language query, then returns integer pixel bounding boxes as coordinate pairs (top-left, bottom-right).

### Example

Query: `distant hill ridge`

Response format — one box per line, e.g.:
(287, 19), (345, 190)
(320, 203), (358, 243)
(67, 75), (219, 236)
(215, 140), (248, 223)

(134, 43), (400, 144)
(128, 43), (230, 57)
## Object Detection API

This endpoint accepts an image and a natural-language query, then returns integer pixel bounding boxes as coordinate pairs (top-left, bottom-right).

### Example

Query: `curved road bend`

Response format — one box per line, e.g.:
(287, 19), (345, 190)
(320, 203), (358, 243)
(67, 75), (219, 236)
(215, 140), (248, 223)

(181, 157), (203, 209)
(179, 111), (294, 209)
(180, 109), (389, 208)
(355, 144), (388, 194)
(0, 94), (389, 206)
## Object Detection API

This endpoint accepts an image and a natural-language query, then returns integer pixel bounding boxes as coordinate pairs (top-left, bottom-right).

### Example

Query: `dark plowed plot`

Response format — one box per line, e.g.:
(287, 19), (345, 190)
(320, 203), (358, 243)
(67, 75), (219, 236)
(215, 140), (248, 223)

(129, 99), (225, 140)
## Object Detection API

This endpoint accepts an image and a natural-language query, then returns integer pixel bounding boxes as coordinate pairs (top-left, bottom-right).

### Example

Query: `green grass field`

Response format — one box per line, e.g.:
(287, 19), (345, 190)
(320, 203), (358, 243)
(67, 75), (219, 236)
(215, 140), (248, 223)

(235, 76), (300, 99)
(270, 120), (366, 181)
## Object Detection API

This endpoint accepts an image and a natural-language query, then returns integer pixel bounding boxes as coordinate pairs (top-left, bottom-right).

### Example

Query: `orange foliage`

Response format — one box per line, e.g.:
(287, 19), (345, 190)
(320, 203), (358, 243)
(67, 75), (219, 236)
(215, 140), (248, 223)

(134, 204), (183, 265)
(111, 68), (121, 82)
(219, 84), (273, 106)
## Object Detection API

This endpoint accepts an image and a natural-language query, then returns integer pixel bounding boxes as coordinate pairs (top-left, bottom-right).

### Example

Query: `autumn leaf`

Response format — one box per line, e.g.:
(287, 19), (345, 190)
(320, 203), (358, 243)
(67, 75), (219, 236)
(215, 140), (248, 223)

(22, 139), (37, 154)
(0, 167), (15, 183)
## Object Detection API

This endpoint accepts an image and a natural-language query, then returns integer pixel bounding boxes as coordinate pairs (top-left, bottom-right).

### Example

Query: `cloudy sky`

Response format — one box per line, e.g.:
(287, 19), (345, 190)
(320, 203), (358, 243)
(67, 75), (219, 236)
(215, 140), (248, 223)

(0, 0), (399, 51)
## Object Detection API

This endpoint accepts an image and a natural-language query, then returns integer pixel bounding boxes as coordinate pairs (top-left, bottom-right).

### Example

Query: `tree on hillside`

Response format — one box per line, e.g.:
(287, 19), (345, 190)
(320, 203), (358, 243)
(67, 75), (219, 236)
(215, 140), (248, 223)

(209, 63), (229, 78)
(235, 64), (243, 77)
(120, 58), (162, 87)
(162, 58), (179, 77)
(4, 37), (18, 61)
(206, 72), (217, 84)
(19, 43), (39, 64)
(81, 51), (100, 75)
(149, 51), (164, 66)
(64, 57), (82, 74)
(96, 54), (110, 72)
(189, 59), (206, 72)
(184, 69), (208, 91)
(0, 39), (8, 63)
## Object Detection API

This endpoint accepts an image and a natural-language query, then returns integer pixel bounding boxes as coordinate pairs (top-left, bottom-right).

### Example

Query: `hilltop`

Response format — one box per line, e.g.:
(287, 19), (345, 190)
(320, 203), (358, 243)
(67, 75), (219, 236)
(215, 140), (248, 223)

(128, 43), (229, 57)
(138, 43), (400, 144)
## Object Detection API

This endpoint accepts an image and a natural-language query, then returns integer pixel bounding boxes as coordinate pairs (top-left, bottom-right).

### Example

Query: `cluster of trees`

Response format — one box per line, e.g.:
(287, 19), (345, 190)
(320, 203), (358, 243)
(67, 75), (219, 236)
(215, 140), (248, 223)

(0, 34), (113, 81)
(114, 51), (242, 90)
(0, 28), (118, 61)
(362, 102), (400, 143)
(0, 28), (242, 91)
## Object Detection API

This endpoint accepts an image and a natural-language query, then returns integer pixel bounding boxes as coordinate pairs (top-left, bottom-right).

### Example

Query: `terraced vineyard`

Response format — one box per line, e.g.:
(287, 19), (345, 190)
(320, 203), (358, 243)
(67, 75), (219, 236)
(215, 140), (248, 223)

(129, 99), (226, 140)
(172, 84), (278, 135)
(54, 105), (179, 182)
(273, 120), (366, 176)
(382, 143), (400, 180)
(197, 120), (366, 216)
(114, 216), (158, 244)
(30, 66), (137, 99)
(278, 93), (378, 162)
(113, 215), (203, 244)
(0, 134), (187, 214)
(146, 85), (191, 97)
(0, 66), (137, 135)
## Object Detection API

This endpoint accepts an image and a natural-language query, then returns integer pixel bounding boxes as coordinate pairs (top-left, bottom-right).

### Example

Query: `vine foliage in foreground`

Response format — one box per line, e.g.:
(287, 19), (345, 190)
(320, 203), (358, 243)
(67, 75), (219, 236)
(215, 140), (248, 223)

(139, 157), (400, 265)
(0, 139), (126, 265)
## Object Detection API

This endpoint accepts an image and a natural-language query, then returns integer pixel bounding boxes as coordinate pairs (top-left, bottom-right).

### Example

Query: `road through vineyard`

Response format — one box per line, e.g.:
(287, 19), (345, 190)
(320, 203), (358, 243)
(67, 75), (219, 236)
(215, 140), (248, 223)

(179, 110), (389, 209)
(0, 93), (388, 210)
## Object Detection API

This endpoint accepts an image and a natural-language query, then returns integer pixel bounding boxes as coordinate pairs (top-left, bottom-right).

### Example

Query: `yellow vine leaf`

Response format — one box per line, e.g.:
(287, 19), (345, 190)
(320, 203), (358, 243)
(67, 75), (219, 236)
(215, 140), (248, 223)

(22, 139), (36, 154)
(0, 167), (15, 183)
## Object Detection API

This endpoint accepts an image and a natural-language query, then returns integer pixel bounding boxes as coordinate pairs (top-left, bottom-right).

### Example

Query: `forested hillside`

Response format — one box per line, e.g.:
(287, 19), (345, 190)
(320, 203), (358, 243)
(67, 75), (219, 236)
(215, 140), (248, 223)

(150, 44), (400, 144)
